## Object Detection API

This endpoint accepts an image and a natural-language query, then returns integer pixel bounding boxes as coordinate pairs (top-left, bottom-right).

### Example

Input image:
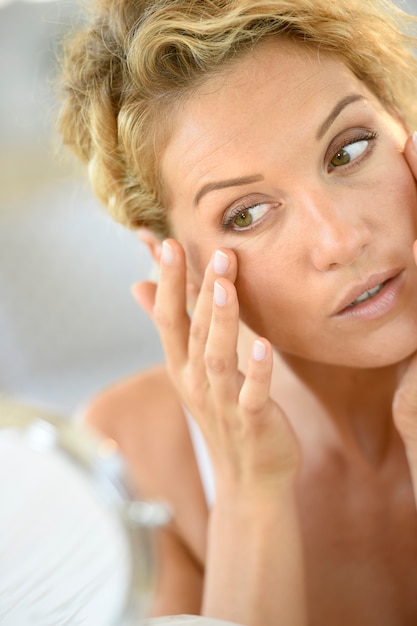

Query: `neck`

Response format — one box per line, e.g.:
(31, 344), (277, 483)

(277, 351), (401, 466)
(237, 321), (404, 465)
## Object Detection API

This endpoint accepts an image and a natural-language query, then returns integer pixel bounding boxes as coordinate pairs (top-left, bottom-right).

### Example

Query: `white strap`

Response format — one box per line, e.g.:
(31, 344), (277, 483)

(184, 410), (215, 508)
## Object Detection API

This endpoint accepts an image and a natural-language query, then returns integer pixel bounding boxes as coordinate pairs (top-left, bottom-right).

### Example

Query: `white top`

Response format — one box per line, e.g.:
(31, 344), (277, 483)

(184, 410), (215, 508)
(141, 616), (243, 625)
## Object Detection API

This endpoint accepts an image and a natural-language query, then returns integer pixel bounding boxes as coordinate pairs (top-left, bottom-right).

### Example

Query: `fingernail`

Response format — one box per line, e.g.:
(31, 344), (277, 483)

(252, 339), (266, 361)
(413, 131), (417, 152)
(214, 281), (227, 306)
(213, 250), (229, 275)
(161, 240), (174, 265)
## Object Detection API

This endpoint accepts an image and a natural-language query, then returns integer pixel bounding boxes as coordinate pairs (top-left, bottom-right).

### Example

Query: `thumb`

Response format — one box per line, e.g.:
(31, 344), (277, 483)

(393, 351), (417, 445)
(131, 280), (157, 318)
(403, 132), (417, 182)
(403, 135), (417, 265)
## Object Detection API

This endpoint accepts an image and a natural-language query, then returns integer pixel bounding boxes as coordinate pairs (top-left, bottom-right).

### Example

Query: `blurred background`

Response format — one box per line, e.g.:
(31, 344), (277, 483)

(1, 0), (416, 417)
(0, 0), (164, 416)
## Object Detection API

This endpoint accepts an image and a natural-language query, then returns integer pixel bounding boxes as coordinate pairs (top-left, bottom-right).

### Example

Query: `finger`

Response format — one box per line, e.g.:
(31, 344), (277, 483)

(403, 133), (417, 181)
(393, 351), (417, 446)
(131, 281), (157, 317)
(186, 281), (200, 314)
(393, 351), (417, 503)
(402, 135), (417, 264)
(239, 338), (273, 415)
(204, 277), (241, 407)
(238, 338), (301, 476)
(153, 239), (190, 373)
(188, 248), (238, 384)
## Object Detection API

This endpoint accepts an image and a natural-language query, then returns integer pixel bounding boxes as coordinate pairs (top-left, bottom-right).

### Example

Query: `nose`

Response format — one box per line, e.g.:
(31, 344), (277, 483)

(299, 188), (371, 271)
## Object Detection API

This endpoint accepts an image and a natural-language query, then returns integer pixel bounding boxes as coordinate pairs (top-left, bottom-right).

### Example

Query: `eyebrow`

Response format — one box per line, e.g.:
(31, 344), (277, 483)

(316, 94), (366, 140)
(193, 94), (366, 207)
(193, 174), (264, 207)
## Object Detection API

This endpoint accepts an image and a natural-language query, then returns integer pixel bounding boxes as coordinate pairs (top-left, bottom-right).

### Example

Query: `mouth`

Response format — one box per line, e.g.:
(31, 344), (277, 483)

(334, 270), (404, 318)
(347, 280), (387, 308)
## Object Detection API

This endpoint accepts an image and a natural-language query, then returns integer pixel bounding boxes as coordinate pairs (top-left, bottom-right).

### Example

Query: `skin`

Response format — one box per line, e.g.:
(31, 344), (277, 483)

(86, 39), (417, 625)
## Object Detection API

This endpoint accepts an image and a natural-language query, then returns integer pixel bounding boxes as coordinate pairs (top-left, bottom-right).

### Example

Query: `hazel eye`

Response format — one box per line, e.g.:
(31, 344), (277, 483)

(330, 139), (368, 168)
(229, 202), (270, 230)
(234, 209), (253, 228)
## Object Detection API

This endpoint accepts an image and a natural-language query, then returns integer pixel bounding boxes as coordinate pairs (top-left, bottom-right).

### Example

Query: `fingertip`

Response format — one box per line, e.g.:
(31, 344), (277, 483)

(213, 280), (228, 307)
(131, 280), (157, 317)
(213, 249), (230, 275)
(159, 238), (187, 270)
(130, 282), (141, 301)
(252, 339), (267, 362)
(209, 247), (238, 281)
(161, 240), (175, 265)
(413, 131), (417, 153)
(413, 240), (417, 266)
(404, 132), (417, 157)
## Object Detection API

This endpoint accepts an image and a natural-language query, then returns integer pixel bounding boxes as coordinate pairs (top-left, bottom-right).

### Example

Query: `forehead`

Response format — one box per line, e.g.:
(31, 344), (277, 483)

(161, 39), (373, 207)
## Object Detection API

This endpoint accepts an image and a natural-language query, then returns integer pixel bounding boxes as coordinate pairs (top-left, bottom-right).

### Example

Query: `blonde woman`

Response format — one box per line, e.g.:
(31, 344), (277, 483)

(59, 1), (417, 624)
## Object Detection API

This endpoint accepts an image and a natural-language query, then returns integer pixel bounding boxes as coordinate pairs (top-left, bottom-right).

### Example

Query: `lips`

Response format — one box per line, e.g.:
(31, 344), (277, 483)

(347, 280), (387, 307)
(333, 269), (403, 316)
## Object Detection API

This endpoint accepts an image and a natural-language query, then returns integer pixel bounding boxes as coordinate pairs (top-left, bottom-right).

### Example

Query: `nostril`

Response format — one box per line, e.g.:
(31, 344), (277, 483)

(310, 229), (370, 271)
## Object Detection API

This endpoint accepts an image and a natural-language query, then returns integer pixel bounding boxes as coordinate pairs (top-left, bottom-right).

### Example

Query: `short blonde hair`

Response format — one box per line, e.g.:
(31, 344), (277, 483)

(58, 0), (417, 238)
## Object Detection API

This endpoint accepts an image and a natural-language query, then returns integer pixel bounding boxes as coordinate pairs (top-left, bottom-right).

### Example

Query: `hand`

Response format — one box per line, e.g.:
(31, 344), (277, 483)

(133, 240), (300, 496)
(393, 350), (417, 504)
(403, 131), (417, 181)
(393, 133), (417, 504)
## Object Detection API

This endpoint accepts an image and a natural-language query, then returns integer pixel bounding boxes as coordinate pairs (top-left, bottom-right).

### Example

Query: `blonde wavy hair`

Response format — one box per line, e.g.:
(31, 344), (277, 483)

(58, 0), (417, 238)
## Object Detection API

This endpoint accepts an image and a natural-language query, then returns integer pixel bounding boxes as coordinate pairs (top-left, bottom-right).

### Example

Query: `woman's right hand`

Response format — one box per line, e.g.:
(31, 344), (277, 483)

(133, 240), (307, 625)
(133, 239), (300, 497)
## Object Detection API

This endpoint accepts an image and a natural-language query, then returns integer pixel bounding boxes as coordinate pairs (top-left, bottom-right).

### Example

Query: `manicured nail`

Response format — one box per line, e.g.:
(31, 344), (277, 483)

(213, 250), (229, 275)
(413, 131), (417, 152)
(214, 281), (227, 306)
(161, 240), (174, 265)
(252, 339), (266, 361)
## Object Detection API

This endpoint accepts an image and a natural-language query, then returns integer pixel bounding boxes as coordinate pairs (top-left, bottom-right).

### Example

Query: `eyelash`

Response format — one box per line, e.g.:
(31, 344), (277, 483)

(221, 200), (274, 232)
(327, 129), (379, 172)
(222, 128), (379, 232)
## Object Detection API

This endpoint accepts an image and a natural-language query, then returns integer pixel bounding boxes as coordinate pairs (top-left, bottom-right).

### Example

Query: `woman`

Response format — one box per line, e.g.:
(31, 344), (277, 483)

(59, 1), (417, 624)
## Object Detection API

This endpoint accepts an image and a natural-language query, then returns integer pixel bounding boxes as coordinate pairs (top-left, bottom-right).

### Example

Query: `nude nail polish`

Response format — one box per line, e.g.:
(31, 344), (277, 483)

(253, 339), (266, 361)
(161, 241), (174, 265)
(214, 281), (227, 306)
(213, 250), (229, 275)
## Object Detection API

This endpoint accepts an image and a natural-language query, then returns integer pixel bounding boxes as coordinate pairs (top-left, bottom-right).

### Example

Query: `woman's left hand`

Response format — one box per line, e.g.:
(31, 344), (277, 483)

(393, 133), (417, 505)
(393, 352), (417, 505)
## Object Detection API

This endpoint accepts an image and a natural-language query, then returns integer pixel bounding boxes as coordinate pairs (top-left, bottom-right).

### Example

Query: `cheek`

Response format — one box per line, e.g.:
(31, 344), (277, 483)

(182, 236), (222, 295)
(170, 211), (213, 285)
(234, 251), (301, 335)
(184, 240), (207, 283)
(382, 158), (417, 232)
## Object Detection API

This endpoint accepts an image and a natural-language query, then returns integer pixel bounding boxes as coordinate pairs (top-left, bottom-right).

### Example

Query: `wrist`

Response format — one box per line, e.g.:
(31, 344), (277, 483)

(214, 463), (298, 503)
(212, 473), (299, 527)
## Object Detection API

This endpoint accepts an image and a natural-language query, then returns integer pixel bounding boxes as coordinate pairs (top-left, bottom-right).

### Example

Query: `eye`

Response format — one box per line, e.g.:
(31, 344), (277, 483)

(224, 202), (271, 231)
(330, 139), (368, 167)
(328, 130), (378, 171)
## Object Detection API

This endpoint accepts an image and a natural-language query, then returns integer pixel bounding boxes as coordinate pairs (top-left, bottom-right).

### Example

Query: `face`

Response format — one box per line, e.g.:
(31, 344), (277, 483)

(161, 39), (417, 368)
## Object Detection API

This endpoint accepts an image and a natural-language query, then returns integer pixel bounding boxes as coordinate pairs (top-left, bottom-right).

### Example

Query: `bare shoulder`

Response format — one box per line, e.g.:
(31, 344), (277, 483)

(81, 364), (182, 438)
(81, 365), (208, 563)
(81, 364), (191, 493)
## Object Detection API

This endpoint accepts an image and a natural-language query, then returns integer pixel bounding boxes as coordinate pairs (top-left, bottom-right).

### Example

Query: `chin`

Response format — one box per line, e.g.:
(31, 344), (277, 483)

(325, 326), (417, 370)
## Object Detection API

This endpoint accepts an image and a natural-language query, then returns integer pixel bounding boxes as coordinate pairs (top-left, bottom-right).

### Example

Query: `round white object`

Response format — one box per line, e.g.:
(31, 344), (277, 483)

(0, 431), (131, 625)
